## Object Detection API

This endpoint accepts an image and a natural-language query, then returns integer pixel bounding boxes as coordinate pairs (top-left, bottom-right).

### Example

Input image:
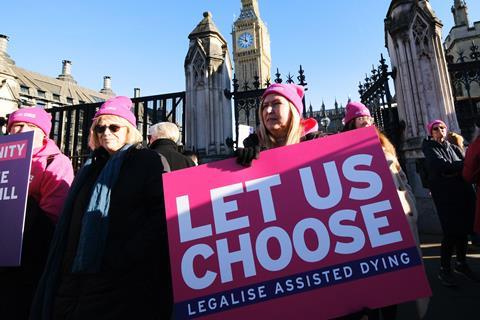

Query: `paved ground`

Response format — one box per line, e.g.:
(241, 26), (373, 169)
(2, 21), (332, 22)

(396, 234), (480, 320)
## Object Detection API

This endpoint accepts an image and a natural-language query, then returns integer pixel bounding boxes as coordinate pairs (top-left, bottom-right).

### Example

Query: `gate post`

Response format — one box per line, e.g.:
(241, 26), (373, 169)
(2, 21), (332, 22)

(184, 12), (233, 161)
(385, 0), (457, 233)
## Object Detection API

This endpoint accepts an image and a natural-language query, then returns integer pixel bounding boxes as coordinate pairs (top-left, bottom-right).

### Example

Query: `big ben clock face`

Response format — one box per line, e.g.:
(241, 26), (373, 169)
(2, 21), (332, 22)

(238, 32), (254, 49)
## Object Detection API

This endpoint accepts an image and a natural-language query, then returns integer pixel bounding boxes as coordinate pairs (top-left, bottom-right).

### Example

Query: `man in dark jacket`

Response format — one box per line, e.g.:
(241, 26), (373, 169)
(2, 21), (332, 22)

(148, 122), (195, 171)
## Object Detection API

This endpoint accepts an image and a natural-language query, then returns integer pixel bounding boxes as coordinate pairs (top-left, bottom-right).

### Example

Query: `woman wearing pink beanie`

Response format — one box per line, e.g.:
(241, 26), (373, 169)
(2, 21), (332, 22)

(341, 103), (430, 319)
(31, 96), (173, 320)
(1, 107), (74, 319)
(422, 119), (477, 287)
(236, 83), (320, 166)
(341, 101), (373, 131)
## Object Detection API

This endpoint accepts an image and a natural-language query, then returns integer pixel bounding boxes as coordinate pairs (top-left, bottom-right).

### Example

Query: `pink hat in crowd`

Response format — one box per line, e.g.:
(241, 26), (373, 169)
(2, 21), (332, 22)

(94, 96), (136, 127)
(343, 101), (371, 125)
(426, 119), (447, 135)
(7, 107), (52, 136)
(262, 83), (305, 117)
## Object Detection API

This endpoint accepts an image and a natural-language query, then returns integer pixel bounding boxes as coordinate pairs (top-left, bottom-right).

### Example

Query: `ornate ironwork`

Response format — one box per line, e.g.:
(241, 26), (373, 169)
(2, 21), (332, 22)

(46, 92), (186, 171)
(446, 41), (480, 141)
(227, 66), (308, 146)
(358, 54), (399, 149)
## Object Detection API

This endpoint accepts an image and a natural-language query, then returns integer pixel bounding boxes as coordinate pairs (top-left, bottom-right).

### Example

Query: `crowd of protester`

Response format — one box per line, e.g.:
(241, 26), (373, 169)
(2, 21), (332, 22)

(0, 83), (479, 319)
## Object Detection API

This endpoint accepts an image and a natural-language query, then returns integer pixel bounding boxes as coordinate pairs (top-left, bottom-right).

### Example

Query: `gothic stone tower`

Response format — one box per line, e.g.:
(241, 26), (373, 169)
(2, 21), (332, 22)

(385, 0), (459, 233)
(232, 0), (271, 90)
(385, 0), (459, 147)
(184, 12), (233, 159)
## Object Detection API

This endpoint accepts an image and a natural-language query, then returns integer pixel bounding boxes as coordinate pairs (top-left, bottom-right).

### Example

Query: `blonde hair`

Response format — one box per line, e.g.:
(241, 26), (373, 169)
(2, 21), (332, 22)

(447, 131), (464, 152)
(376, 127), (402, 172)
(257, 101), (303, 149)
(88, 115), (142, 150)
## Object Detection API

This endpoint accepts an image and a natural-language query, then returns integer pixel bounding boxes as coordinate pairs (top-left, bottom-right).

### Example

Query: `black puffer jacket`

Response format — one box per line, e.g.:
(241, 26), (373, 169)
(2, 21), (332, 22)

(422, 138), (475, 235)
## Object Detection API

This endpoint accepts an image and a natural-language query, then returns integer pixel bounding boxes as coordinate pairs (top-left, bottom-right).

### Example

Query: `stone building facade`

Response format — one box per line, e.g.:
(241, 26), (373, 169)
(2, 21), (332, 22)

(444, 0), (480, 98)
(0, 34), (113, 120)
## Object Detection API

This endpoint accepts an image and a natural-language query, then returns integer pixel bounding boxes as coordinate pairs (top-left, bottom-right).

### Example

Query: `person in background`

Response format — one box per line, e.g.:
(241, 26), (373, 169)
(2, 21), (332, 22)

(0, 107), (74, 319)
(462, 121), (480, 247)
(422, 119), (477, 287)
(183, 150), (199, 166)
(341, 101), (427, 320)
(30, 96), (172, 320)
(148, 121), (195, 170)
(0, 116), (6, 135)
(447, 131), (465, 153)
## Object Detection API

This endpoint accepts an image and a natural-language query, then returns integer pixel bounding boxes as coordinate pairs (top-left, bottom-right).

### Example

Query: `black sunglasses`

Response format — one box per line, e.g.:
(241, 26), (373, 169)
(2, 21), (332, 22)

(432, 126), (446, 131)
(94, 124), (123, 134)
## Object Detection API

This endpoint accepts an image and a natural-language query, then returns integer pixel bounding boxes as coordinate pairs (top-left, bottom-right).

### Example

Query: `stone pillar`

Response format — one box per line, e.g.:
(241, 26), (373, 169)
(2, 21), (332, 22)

(184, 12), (233, 161)
(385, 0), (457, 233)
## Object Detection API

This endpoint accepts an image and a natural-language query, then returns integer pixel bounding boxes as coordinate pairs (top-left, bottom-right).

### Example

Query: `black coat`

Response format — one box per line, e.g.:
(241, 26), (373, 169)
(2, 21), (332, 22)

(422, 138), (475, 235)
(37, 145), (172, 320)
(149, 138), (195, 171)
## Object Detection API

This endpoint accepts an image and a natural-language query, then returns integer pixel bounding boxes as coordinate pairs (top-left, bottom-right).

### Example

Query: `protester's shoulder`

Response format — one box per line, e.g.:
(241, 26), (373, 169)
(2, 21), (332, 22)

(128, 144), (163, 163)
(421, 137), (436, 150)
(466, 137), (480, 155)
(48, 153), (74, 173)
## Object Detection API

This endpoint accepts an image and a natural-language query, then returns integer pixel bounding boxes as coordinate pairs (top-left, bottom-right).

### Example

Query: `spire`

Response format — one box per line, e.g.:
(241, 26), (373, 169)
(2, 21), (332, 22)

(242, 0), (260, 14)
(189, 12), (225, 42)
(452, 0), (469, 27)
(238, 0), (260, 21)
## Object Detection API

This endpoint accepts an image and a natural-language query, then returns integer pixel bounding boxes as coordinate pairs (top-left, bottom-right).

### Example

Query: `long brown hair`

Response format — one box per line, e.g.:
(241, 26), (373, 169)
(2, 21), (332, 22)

(257, 100), (303, 149)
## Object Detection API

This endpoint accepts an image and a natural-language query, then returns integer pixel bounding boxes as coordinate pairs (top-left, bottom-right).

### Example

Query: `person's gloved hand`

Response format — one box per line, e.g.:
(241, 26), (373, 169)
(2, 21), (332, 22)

(235, 133), (261, 167)
(235, 145), (260, 167)
(302, 131), (332, 141)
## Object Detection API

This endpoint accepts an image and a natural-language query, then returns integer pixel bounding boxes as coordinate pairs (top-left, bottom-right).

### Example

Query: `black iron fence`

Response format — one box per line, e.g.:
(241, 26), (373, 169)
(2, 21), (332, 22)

(446, 42), (480, 141)
(358, 54), (400, 148)
(225, 66), (308, 146)
(47, 92), (185, 170)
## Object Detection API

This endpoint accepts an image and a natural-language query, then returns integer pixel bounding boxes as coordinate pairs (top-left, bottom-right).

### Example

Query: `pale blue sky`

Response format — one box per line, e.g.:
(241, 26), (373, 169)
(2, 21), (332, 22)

(2, 0), (479, 110)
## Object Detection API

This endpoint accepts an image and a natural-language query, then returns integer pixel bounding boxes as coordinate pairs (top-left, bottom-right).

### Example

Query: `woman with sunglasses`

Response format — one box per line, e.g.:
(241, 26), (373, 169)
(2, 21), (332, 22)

(31, 96), (172, 320)
(1, 107), (74, 320)
(422, 120), (477, 287)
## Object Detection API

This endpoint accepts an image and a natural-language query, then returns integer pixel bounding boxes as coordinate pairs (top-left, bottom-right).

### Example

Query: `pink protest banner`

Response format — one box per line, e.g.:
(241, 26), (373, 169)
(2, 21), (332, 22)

(163, 127), (431, 319)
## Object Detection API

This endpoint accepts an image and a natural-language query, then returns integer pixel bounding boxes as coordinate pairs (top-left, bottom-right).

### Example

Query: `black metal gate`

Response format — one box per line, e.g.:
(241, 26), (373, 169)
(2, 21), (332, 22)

(358, 54), (399, 148)
(446, 42), (480, 141)
(47, 92), (185, 170)
(226, 66), (308, 146)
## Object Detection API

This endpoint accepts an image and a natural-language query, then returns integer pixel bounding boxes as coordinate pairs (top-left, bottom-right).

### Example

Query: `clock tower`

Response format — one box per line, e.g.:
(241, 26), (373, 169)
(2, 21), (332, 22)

(232, 0), (271, 90)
